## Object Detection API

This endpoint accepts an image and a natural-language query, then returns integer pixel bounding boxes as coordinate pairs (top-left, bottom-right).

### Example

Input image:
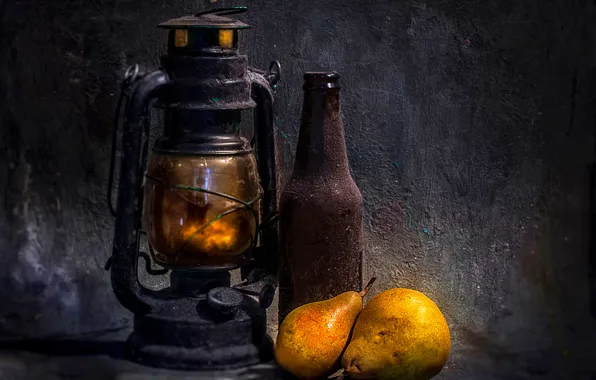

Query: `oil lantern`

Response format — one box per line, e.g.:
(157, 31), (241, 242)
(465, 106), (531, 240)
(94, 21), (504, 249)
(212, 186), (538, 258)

(105, 7), (281, 371)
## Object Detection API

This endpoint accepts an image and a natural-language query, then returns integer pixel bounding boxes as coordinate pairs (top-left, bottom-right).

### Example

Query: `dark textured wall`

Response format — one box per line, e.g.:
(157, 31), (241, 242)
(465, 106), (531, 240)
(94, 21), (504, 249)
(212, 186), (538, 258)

(1, 0), (596, 378)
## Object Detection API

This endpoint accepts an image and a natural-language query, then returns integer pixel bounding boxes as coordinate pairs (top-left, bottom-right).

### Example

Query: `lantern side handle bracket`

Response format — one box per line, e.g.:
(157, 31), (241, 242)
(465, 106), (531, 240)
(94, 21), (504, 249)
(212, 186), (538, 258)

(107, 64), (141, 218)
(110, 68), (171, 314)
(246, 63), (281, 280)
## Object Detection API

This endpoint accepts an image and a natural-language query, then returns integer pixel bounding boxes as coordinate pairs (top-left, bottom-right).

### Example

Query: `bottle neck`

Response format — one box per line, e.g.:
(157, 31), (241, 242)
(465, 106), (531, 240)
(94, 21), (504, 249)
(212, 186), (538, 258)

(293, 88), (350, 177)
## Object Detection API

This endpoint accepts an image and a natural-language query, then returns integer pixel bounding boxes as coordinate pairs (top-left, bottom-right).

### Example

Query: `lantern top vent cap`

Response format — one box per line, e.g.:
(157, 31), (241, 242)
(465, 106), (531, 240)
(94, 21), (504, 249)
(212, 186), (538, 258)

(158, 7), (250, 30)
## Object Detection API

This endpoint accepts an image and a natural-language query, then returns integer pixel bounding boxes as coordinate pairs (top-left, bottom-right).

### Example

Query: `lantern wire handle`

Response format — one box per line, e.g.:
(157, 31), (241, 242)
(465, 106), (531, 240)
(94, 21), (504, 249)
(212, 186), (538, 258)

(195, 7), (248, 17)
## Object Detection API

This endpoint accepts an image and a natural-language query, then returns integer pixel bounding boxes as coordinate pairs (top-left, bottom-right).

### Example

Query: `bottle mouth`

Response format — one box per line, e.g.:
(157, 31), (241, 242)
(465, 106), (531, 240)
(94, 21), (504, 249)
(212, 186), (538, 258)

(304, 72), (340, 81)
(303, 71), (340, 90)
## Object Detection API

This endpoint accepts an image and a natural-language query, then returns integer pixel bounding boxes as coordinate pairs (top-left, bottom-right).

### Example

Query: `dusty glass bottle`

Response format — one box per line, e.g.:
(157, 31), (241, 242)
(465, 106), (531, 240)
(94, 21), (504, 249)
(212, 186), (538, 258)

(278, 72), (363, 322)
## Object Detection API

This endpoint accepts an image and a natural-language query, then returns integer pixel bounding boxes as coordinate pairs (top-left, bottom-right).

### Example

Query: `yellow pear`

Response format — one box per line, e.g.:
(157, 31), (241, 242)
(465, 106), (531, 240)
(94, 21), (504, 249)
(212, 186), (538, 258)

(275, 278), (377, 379)
(341, 288), (450, 380)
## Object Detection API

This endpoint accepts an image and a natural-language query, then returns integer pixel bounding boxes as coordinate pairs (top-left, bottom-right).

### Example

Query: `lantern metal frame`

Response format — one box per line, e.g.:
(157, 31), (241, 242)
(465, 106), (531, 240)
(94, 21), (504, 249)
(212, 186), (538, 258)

(104, 7), (282, 371)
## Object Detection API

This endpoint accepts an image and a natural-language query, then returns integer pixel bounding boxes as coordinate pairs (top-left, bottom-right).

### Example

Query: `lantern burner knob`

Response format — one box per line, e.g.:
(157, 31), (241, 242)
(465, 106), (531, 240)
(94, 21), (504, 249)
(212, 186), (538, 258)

(206, 287), (244, 318)
(258, 284), (276, 309)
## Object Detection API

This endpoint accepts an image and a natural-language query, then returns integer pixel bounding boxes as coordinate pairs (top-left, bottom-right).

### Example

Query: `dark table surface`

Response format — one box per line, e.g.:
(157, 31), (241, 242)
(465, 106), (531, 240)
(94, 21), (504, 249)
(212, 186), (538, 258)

(0, 330), (287, 380)
(0, 350), (284, 380)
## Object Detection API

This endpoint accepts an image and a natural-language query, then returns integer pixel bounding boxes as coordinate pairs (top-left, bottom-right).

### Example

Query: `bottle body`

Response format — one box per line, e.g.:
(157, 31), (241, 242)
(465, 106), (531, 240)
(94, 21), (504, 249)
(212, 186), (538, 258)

(278, 72), (363, 322)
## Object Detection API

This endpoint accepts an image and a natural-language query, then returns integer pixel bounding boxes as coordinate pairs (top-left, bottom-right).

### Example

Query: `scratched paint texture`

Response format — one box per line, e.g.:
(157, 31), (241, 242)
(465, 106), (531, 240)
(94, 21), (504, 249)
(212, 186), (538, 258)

(1, 0), (596, 378)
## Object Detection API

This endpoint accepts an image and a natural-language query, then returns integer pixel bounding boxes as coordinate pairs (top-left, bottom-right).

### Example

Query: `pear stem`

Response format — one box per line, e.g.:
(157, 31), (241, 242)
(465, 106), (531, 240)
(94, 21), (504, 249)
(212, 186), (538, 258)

(359, 277), (377, 297)
(328, 368), (345, 379)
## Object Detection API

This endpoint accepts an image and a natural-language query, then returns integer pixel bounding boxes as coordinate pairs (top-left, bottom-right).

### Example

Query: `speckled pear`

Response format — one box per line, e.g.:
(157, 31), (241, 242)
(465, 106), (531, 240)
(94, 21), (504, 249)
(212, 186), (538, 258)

(341, 288), (451, 380)
(275, 278), (377, 379)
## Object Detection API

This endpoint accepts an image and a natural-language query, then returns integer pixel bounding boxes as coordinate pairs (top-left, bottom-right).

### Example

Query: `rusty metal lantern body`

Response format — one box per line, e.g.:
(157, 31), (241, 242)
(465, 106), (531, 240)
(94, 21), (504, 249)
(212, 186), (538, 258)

(106, 7), (281, 371)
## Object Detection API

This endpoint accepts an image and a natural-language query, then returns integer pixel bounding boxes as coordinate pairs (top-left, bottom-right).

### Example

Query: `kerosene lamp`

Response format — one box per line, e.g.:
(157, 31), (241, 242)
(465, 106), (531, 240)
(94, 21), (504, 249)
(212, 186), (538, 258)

(105, 7), (282, 372)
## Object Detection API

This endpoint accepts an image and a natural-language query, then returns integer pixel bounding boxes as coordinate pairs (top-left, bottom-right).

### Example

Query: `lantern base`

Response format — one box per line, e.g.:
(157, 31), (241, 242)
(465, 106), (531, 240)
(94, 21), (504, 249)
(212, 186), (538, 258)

(126, 292), (273, 371)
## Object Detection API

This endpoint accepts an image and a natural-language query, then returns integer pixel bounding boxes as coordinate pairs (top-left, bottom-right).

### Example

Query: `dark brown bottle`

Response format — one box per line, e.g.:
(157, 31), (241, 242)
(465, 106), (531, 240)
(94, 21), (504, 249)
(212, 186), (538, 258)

(278, 72), (363, 323)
